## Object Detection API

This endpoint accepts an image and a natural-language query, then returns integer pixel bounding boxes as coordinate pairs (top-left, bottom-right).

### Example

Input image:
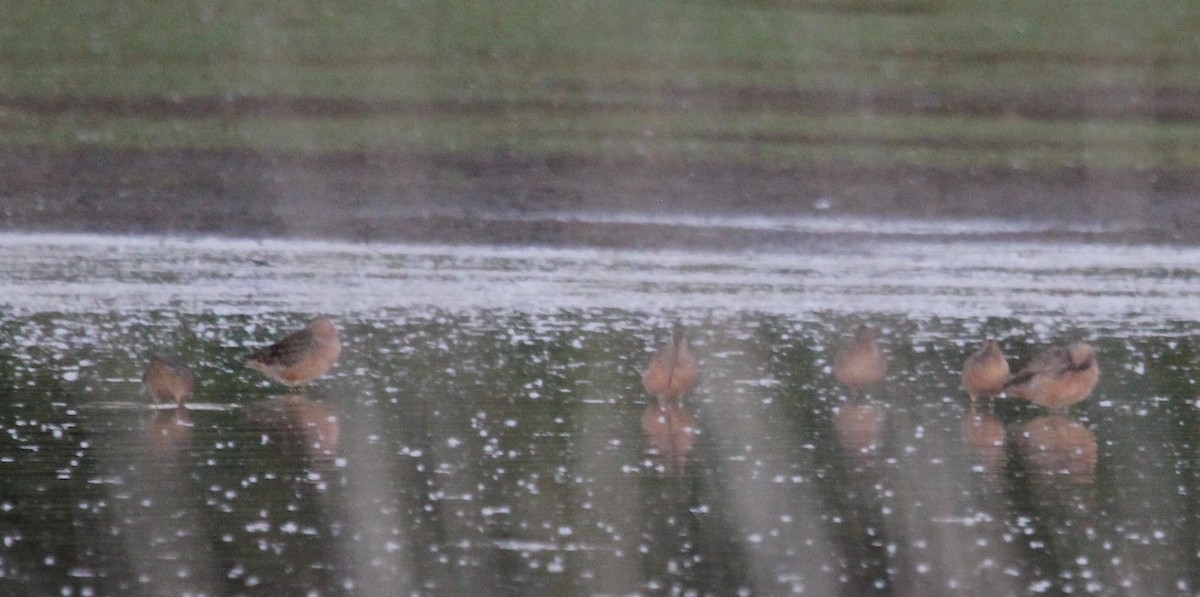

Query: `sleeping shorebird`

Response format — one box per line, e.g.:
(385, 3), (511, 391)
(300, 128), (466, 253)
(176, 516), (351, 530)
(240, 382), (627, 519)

(833, 325), (887, 394)
(642, 326), (699, 408)
(245, 316), (342, 386)
(961, 339), (1010, 402)
(1004, 342), (1099, 410)
(142, 356), (193, 407)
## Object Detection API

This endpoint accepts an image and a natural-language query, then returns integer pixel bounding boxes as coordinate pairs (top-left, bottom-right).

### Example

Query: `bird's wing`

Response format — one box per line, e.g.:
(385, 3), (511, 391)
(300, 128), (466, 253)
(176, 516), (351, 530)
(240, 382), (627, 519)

(246, 331), (314, 367)
(1006, 346), (1071, 387)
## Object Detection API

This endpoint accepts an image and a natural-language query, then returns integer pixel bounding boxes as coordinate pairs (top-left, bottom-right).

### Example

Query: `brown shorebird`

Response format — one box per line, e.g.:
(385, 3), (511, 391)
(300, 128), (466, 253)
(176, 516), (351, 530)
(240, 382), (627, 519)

(1005, 342), (1099, 410)
(142, 356), (193, 407)
(833, 325), (887, 394)
(245, 316), (342, 386)
(961, 339), (1010, 402)
(642, 326), (699, 408)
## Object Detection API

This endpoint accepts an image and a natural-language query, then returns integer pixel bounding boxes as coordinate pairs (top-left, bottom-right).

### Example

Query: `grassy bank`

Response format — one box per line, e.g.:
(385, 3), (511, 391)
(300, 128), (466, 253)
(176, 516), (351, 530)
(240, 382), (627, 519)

(2, 0), (1199, 171)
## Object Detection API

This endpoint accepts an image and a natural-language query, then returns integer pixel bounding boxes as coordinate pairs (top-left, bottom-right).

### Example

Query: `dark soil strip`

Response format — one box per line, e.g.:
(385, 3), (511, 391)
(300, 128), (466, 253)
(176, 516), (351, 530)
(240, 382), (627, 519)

(2, 146), (1197, 247)
(4, 84), (1200, 121)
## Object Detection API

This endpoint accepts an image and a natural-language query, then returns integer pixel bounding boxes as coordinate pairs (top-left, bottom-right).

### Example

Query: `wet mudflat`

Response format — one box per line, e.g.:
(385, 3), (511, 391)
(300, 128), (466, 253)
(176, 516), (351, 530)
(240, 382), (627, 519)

(2, 232), (1200, 595)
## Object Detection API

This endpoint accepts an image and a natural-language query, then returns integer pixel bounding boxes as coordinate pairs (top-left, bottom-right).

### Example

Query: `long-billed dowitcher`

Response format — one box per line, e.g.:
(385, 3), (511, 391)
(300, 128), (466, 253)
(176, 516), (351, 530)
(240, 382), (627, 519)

(1005, 342), (1099, 410)
(833, 325), (887, 394)
(142, 356), (193, 407)
(961, 339), (1009, 401)
(642, 326), (699, 408)
(245, 316), (342, 386)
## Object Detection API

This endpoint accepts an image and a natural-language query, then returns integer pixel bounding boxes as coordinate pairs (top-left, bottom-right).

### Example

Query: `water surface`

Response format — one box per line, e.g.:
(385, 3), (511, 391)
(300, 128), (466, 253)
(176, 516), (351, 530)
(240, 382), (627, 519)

(1, 232), (1199, 595)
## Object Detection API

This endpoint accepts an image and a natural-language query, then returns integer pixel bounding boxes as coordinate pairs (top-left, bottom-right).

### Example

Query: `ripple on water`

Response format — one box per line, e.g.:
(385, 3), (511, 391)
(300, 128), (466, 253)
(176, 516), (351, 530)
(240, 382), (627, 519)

(0, 233), (1198, 594)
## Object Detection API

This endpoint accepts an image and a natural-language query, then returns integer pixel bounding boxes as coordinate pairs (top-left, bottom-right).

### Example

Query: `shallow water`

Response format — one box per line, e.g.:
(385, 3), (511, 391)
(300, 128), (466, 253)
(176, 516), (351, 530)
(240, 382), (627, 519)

(2, 231), (1200, 595)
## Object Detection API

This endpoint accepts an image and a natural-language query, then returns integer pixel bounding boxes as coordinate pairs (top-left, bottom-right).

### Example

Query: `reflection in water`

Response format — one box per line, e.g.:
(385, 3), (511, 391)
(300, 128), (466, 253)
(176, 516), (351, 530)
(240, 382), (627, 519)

(833, 399), (886, 459)
(833, 326), (887, 395)
(245, 316), (343, 386)
(1005, 343), (1100, 411)
(1015, 415), (1098, 482)
(641, 325), (699, 408)
(247, 394), (341, 462)
(1011, 415), (1099, 573)
(961, 340), (1009, 402)
(640, 404), (696, 473)
(144, 406), (192, 460)
(142, 356), (195, 462)
(8, 234), (1200, 594)
(125, 404), (217, 594)
(960, 404), (1006, 478)
(141, 356), (193, 407)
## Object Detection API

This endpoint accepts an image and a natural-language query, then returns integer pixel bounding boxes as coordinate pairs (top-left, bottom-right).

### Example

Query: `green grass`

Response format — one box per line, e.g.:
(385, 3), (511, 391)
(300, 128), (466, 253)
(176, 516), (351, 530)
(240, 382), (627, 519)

(6, 107), (1198, 169)
(2, 0), (1200, 168)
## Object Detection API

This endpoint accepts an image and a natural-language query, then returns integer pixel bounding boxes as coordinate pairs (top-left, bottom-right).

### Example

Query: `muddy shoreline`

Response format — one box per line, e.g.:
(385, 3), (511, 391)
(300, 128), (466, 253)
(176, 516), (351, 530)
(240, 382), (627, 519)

(2, 146), (1197, 248)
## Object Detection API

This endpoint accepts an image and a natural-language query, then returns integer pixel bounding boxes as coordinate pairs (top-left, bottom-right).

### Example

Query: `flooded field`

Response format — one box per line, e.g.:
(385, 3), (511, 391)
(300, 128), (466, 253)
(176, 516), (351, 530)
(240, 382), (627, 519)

(2, 231), (1200, 595)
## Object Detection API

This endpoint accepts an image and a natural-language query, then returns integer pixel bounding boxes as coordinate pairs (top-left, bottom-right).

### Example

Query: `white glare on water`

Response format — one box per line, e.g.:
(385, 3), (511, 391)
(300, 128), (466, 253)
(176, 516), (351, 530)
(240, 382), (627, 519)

(1, 233), (1198, 332)
(2, 230), (1200, 596)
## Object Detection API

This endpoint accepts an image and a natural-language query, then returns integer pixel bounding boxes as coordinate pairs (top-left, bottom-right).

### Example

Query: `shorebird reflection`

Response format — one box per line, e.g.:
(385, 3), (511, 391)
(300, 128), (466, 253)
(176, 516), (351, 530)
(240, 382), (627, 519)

(248, 395), (341, 461)
(961, 404), (1006, 478)
(1014, 415), (1097, 482)
(833, 399), (886, 459)
(145, 406), (192, 460)
(641, 404), (696, 473)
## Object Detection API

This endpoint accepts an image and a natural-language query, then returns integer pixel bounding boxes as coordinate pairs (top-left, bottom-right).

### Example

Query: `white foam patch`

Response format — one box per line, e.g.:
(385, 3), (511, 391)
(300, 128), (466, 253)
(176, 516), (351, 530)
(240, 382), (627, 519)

(1, 232), (1198, 332)
(478, 211), (1136, 236)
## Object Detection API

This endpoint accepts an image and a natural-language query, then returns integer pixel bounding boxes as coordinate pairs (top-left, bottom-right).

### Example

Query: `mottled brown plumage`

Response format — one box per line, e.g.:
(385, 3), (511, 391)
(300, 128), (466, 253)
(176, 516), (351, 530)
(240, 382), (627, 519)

(1005, 342), (1099, 410)
(961, 339), (1010, 401)
(142, 356), (193, 407)
(641, 327), (699, 408)
(833, 326), (887, 393)
(246, 316), (342, 386)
